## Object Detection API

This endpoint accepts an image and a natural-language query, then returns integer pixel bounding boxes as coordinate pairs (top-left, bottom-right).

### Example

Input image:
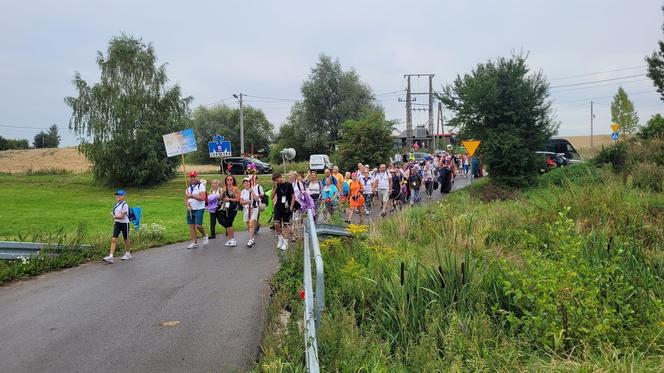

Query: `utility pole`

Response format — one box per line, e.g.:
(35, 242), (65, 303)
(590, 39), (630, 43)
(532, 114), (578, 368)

(428, 75), (434, 138)
(405, 76), (412, 150)
(403, 74), (435, 150)
(233, 93), (245, 155)
(438, 102), (444, 149)
(590, 100), (594, 149)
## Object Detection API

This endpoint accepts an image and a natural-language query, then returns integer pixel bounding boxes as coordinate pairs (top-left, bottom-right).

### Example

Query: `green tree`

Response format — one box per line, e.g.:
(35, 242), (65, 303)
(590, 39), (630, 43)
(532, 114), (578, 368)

(190, 105), (273, 164)
(610, 87), (639, 135)
(0, 137), (29, 150)
(299, 54), (379, 155)
(639, 113), (664, 139)
(33, 125), (60, 148)
(335, 111), (396, 171)
(646, 6), (664, 102)
(65, 34), (192, 186)
(438, 55), (557, 187)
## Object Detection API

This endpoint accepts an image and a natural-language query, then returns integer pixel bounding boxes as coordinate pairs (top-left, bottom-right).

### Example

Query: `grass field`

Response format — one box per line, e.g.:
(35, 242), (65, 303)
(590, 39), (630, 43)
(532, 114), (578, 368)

(0, 172), (275, 243)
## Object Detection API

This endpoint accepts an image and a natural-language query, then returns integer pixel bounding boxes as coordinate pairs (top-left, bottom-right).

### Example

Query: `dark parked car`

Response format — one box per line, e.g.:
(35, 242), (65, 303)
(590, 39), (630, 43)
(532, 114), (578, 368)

(548, 138), (582, 163)
(221, 157), (272, 175)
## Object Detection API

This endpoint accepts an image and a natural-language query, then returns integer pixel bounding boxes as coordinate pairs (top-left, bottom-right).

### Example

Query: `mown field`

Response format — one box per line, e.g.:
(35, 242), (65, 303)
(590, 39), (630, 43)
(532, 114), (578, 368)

(256, 163), (664, 371)
(0, 171), (275, 283)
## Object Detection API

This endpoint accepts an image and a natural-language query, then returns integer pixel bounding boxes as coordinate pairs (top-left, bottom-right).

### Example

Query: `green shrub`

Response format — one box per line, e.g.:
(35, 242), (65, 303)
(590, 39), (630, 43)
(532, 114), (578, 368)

(632, 162), (664, 192)
(593, 141), (633, 173)
(538, 163), (603, 187)
(493, 208), (664, 351)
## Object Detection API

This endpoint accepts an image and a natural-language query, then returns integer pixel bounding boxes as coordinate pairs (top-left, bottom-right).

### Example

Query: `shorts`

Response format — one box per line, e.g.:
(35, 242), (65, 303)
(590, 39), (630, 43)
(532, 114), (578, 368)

(243, 205), (259, 223)
(187, 209), (205, 225)
(113, 222), (130, 239)
(274, 205), (291, 224)
(377, 189), (389, 203)
(219, 209), (238, 228)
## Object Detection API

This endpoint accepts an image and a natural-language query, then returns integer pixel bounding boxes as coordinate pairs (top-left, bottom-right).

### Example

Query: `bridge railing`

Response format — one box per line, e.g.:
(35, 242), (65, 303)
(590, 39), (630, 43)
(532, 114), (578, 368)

(303, 210), (325, 373)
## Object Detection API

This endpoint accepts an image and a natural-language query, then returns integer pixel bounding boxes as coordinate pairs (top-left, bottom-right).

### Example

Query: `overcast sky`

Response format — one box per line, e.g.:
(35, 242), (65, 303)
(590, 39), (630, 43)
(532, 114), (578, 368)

(1, 0), (663, 147)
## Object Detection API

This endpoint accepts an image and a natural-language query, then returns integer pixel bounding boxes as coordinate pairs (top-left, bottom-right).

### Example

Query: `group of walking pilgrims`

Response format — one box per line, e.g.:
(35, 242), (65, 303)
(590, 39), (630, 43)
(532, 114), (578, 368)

(102, 150), (477, 263)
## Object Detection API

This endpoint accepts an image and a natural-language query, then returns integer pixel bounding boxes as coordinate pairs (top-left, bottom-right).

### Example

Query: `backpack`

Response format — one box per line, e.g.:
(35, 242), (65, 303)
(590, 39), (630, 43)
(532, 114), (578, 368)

(256, 185), (268, 205)
(115, 202), (136, 221)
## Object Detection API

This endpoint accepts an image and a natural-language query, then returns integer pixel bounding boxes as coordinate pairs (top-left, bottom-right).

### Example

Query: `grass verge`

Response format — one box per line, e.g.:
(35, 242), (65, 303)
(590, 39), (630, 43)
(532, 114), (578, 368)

(0, 172), (275, 283)
(254, 164), (664, 371)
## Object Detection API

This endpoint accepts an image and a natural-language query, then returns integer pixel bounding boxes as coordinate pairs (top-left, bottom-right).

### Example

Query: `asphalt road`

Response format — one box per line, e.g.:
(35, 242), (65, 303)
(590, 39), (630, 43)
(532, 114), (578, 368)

(0, 174), (473, 373)
(0, 230), (279, 373)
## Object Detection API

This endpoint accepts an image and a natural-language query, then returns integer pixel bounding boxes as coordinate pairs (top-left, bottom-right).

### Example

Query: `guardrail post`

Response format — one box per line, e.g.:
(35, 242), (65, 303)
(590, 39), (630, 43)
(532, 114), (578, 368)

(303, 212), (320, 372)
(307, 212), (325, 331)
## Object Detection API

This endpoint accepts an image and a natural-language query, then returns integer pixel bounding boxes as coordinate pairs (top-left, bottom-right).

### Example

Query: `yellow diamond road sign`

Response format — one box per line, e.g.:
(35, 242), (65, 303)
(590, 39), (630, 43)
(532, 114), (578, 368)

(462, 140), (481, 157)
(611, 123), (621, 133)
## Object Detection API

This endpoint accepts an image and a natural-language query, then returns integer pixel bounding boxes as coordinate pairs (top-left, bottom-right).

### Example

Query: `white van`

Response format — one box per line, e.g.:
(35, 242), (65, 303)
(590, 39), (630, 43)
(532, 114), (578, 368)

(309, 154), (333, 172)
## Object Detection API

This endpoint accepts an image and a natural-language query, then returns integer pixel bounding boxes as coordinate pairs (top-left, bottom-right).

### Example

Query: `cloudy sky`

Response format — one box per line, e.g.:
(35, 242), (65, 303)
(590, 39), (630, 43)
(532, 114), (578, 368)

(1, 0), (663, 147)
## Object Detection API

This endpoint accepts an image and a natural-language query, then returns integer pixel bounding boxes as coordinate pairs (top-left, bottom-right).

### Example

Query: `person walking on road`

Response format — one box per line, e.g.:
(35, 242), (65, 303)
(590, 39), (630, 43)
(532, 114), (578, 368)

(320, 175), (340, 222)
(374, 164), (391, 217)
(346, 172), (365, 224)
(306, 171), (322, 206)
(207, 179), (222, 239)
(185, 171), (208, 249)
(332, 166), (344, 189)
(272, 172), (295, 251)
(103, 189), (132, 263)
(240, 177), (260, 247)
(219, 175), (240, 247)
(360, 168), (374, 216)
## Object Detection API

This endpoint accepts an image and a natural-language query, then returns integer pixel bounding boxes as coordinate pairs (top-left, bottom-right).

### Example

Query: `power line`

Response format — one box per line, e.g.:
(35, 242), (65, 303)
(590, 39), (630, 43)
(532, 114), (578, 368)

(550, 65), (646, 81)
(375, 89), (405, 96)
(551, 78), (650, 93)
(550, 74), (647, 89)
(243, 94), (301, 102)
(201, 96), (234, 107)
(553, 90), (657, 105)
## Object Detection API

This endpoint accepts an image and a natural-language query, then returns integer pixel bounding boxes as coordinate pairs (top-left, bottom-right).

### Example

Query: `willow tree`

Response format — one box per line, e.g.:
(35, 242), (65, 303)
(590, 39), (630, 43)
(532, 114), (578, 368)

(65, 34), (192, 186)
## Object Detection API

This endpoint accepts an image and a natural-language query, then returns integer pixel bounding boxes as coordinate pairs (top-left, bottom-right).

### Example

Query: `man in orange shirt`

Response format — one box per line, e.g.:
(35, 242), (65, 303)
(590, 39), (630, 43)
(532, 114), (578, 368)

(332, 166), (344, 188)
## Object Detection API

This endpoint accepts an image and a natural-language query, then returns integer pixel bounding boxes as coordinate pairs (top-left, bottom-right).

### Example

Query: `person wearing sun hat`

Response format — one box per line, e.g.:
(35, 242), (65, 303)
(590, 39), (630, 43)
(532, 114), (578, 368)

(185, 170), (208, 249)
(103, 189), (132, 263)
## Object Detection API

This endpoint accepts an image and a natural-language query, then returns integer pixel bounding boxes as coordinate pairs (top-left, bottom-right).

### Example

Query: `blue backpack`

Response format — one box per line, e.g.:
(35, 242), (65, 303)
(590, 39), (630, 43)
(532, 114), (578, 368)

(115, 202), (137, 221)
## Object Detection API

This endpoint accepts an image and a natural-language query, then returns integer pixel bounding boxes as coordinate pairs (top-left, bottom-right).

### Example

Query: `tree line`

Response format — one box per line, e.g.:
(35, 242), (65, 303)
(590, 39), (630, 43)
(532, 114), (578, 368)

(64, 29), (664, 187)
(0, 124), (61, 150)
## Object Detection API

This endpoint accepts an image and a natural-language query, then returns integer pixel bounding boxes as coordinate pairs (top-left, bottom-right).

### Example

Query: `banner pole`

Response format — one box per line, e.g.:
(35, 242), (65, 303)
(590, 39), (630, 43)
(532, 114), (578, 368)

(181, 148), (192, 220)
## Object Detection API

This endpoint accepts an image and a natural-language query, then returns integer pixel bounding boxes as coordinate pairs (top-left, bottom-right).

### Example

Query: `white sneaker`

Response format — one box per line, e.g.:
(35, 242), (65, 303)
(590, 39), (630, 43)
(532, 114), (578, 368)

(224, 239), (232, 247)
(365, 210), (370, 215)
(246, 239), (255, 247)
(202, 236), (209, 245)
(121, 252), (132, 260)
(228, 239), (237, 247)
(187, 242), (199, 249)
(103, 255), (114, 263)
(277, 236), (284, 249)
(280, 241), (288, 251)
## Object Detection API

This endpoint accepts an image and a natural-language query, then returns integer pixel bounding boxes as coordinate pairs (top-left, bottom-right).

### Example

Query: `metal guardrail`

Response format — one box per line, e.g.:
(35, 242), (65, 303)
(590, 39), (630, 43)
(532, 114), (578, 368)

(303, 210), (325, 372)
(0, 241), (87, 260)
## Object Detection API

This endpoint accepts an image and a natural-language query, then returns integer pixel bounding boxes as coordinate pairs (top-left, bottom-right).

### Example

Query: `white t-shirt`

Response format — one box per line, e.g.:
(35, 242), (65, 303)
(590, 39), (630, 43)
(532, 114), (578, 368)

(241, 188), (258, 208)
(186, 183), (206, 210)
(307, 180), (321, 196)
(113, 202), (130, 223)
(359, 174), (374, 194)
(374, 171), (390, 190)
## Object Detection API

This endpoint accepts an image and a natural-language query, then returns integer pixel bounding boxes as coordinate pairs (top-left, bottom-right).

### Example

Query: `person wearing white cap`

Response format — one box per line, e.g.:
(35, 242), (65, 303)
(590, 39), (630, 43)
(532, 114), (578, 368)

(103, 189), (132, 263)
(240, 177), (260, 247)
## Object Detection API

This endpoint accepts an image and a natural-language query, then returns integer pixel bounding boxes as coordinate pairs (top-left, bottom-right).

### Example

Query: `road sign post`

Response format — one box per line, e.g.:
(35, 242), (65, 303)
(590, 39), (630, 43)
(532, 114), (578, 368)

(462, 140), (481, 184)
(209, 135), (232, 174)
